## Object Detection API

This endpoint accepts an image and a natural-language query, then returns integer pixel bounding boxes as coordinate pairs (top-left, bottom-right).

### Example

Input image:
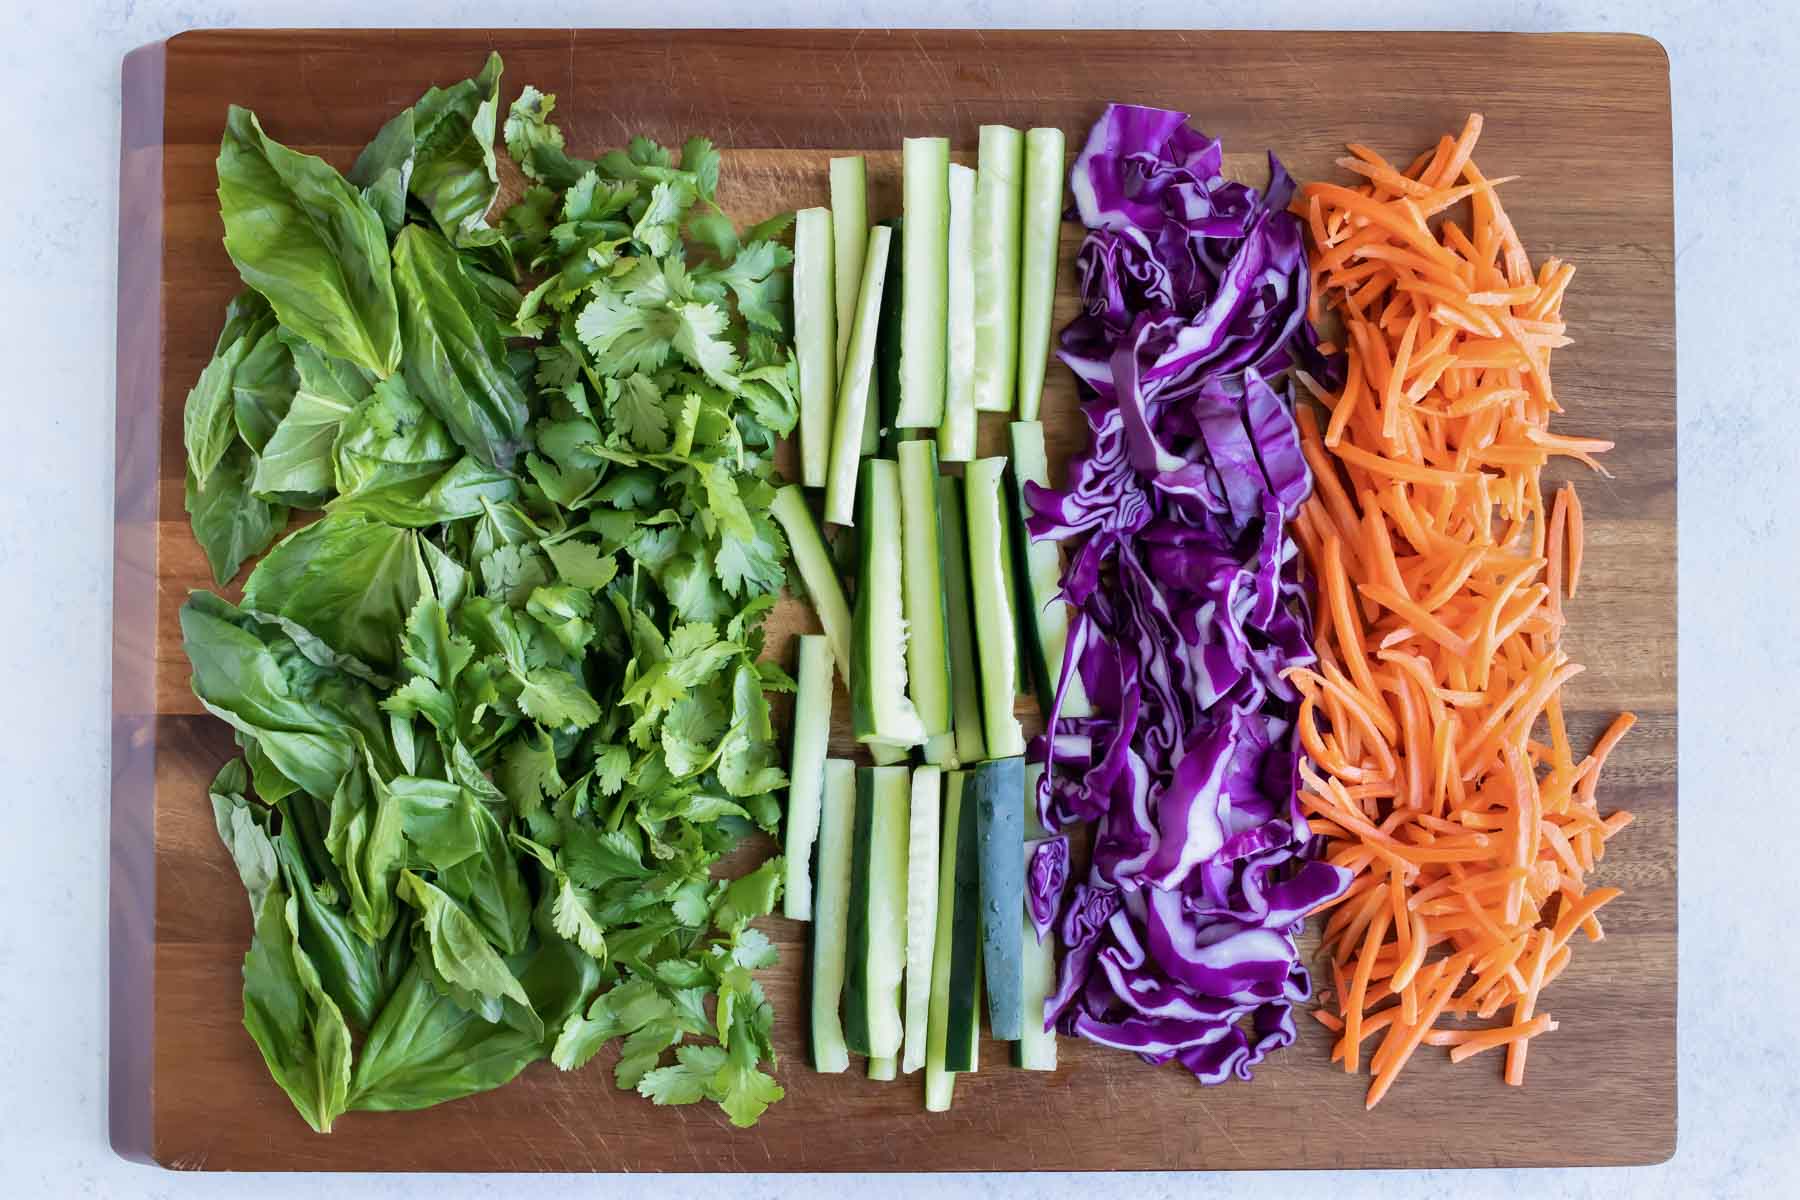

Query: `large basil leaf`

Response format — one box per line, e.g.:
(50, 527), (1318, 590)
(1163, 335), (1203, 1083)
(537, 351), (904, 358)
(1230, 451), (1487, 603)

(347, 52), (504, 248)
(217, 106), (401, 378)
(391, 774), (483, 868)
(435, 793), (532, 956)
(231, 321), (299, 452)
(388, 773), (529, 955)
(328, 376), (517, 526)
(322, 749), (406, 944)
(250, 331), (374, 505)
(408, 52), (504, 245)
(398, 870), (539, 1037)
(184, 290), (273, 485)
(345, 957), (537, 1112)
(181, 591), (393, 799)
(184, 445), (288, 587)
(393, 225), (529, 469)
(348, 927), (599, 1112)
(221, 790), (355, 1135)
(241, 514), (422, 675)
(275, 814), (406, 1031)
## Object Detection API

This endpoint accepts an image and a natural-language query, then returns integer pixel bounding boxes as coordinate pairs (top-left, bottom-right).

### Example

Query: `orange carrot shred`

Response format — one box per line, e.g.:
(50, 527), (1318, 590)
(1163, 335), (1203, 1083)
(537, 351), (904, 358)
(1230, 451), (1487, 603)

(1563, 484), (1585, 597)
(1292, 116), (1634, 1107)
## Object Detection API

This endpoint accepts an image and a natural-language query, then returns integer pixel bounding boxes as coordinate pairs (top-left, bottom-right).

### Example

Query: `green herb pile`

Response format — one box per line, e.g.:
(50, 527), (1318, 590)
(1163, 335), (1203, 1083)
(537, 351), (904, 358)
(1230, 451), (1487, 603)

(180, 53), (802, 1132)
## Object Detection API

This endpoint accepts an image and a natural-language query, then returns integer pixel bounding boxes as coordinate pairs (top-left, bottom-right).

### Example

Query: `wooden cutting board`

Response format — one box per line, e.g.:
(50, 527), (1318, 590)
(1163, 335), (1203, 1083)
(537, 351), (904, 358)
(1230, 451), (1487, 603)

(112, 28), (1676, 1172)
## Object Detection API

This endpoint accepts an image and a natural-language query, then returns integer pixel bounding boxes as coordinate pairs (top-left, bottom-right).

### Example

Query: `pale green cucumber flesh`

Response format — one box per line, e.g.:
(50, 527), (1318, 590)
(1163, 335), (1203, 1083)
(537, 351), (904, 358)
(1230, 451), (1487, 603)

(1017, 128), (1066, 421)
(795, 207), (837, 486)
(783, 634), (834, 919)
(809, 759), (857, 1072)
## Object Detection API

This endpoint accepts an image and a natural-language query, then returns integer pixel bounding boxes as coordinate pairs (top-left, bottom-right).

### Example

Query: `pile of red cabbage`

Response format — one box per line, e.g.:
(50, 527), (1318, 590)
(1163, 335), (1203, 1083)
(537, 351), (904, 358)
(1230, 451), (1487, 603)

(1023, 104), (1353, 1084)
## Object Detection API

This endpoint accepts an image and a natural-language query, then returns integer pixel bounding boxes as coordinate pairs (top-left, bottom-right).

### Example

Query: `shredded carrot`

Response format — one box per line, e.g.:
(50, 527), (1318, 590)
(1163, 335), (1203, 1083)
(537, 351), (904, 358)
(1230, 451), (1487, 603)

(1563, 484), (1585, 597)
(1446, 1013), (1557, 1062)
(1293, 117), (1635, 1107)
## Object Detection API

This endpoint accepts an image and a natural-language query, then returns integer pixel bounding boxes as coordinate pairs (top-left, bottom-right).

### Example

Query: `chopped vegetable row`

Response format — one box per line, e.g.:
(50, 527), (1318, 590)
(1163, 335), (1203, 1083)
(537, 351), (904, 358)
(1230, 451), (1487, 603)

(783, 108), (1634, 1118)
(779, 130), (1076, 1110)
(1290, 114), (1635, 1107)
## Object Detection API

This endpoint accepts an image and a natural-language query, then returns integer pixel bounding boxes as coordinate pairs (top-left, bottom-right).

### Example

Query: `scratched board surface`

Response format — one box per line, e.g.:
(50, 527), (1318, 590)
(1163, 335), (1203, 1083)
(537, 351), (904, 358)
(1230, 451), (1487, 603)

(112, 28), (1675, 1171)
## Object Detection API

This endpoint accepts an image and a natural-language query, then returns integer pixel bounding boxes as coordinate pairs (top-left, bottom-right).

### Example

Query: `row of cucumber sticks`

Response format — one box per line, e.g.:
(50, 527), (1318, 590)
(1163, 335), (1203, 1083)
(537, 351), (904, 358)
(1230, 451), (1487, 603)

(765, 127), (1093, 1108)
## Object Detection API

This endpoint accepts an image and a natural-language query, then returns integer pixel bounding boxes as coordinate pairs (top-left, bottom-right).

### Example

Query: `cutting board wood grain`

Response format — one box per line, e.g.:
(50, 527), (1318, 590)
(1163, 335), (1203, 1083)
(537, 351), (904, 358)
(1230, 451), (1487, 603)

(113, 28), (1676, 1172)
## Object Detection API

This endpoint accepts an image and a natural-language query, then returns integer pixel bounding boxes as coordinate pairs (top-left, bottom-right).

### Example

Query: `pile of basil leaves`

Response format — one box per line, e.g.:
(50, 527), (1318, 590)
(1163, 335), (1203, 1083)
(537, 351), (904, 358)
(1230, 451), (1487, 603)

(181, 53), (802, 1132)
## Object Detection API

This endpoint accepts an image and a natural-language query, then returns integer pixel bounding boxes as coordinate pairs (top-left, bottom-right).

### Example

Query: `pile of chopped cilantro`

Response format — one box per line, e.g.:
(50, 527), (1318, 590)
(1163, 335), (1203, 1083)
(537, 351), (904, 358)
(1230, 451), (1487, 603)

(180, 53), (799, 1131)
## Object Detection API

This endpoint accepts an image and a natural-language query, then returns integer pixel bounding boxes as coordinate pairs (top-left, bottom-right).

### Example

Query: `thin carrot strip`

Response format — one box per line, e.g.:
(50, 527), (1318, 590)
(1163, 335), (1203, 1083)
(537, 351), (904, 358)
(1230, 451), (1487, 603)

(1504, 931), (1554, 1085)
(1564, 484), (1585, 597)
(1365, 952), (1473, 1108)
(1343, 904), (1393, 1074)
(1576, 712), (1637, 805)
(1447, 1013), (1556, 1063)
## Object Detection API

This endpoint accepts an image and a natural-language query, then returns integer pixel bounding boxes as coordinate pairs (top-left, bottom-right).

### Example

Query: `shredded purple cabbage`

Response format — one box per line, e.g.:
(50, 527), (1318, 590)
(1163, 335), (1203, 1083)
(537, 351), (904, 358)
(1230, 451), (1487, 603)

(1026, 104), (1352, 1083)
(1026, 836), (1071, 942)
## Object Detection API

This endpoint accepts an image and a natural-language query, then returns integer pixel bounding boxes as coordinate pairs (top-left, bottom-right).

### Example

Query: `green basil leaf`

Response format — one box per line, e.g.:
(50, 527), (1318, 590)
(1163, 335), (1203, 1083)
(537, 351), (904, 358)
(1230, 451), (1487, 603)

(180, 592), (390, 799)
(217, 106), (400, 378)
(274, 816), (405, 1031)
(185, 445), (288, 587)
(241, 514), (422, 675)
(393, 224), (530, 469)
(231, 321), (299, 452)
(183, 292), (270, 486)
(407, 52), (505, 245)
(347, 107), (415, 237)
(435, 794), (533, 956)
(322, 750), (406, 943)
(347, 958), (537, 1112)
(240, 883), (354, 1133)
(399, 870), (539, 1038)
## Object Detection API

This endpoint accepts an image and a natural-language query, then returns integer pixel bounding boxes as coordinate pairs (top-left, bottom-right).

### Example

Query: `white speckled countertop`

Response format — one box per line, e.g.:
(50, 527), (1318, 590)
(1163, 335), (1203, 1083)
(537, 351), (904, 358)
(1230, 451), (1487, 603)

(1, 1), (1791, 1195)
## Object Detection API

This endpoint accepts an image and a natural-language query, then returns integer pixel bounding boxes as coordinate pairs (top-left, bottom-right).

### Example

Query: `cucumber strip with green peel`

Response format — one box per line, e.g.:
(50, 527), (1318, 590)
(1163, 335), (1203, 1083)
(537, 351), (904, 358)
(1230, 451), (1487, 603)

(830, 157), (882, 456)
(898, 441), (953, 761)
(873, 218), (904, 456)
(770, 484), (852, 688)
(927, 770), (982, 1094)
(1016, 836), (1059, 1070)
(809, 758), (857, 1072)
(973, 125), (1024, 414)
(822, 224), (894, 526)
(1017, 128), (1066, 421)
(962, 458), (1027, 757)
(937, 163), (979, 462)
(1007, 420), (1093, 719)
(783, 634), (834, 919)
(843, 764), (910, 1059)
(938, 770), (983, 1073)
(923, 771), (962, 1111)
(849, 459), (927, 747)
(1015, 760), (1058, 1069)
(973, 755), (1025, 1040)
(829, 157), (868, 374)
(794, 206), (836, 486)
(896, 137), (949, 429)
(867, 1056), (896, 1081)
(936, 475), (988, 766)
(901, 765), (942, 1073)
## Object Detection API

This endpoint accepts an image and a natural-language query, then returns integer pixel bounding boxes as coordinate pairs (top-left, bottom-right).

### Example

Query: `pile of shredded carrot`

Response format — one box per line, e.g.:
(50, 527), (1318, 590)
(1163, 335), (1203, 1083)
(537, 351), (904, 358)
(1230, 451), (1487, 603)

(1284, 114), (1637, 1110)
